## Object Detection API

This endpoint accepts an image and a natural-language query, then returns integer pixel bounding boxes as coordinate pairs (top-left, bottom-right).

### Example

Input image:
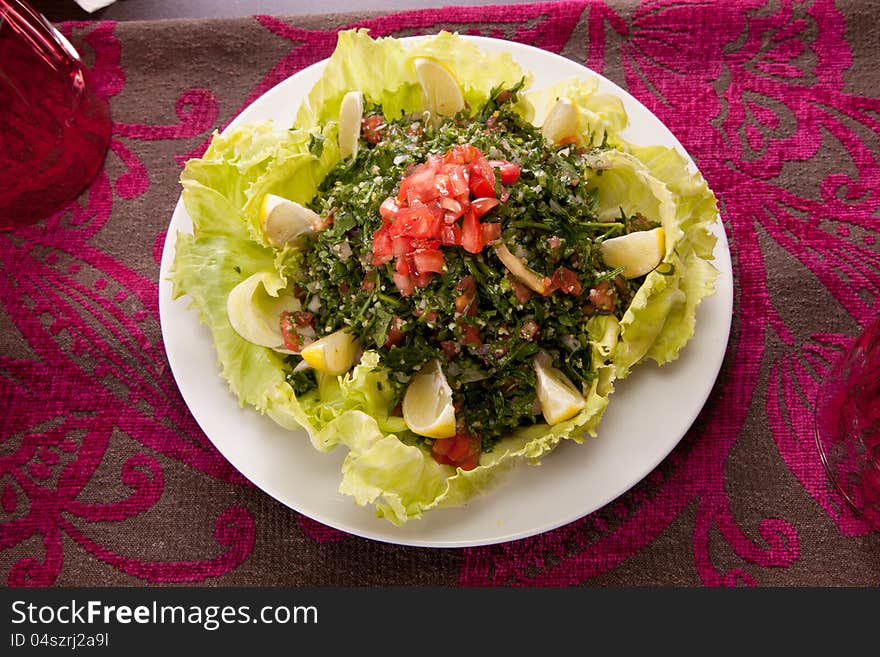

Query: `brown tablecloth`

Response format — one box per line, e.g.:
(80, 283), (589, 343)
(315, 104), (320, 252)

(2, 0), (879, 586)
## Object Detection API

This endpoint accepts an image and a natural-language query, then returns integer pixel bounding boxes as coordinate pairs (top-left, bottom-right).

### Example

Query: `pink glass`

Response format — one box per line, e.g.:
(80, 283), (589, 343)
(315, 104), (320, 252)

(815, 314), (880, 530)
(0, 0), (111, 230)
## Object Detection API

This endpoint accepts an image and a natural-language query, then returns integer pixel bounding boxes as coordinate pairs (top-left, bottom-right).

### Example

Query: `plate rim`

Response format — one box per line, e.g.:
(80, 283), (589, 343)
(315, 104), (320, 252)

(158, 34), (734, 548)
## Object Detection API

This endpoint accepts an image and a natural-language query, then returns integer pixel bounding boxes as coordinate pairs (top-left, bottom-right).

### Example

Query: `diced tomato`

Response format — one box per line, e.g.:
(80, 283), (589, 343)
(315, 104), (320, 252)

(362, 114), (386, 144)
(279, 312), (302, 352)
(293, 311), (314, 327)
(392, 236), (412, 258)
(379, 197), (400, 220)
(468, 173), (496, 199)
(440, 224), (461, 246)
(373, 145), (520, 299)
(384, 315), (405, 348)
(460, 208), (483, 254)
(489, 160), (521, 185)
(410, 238), (441, 251)
(509, 276), (533, 304)
(458, 452), (481, 471)
(412, 248), (445, 274)
(460, 323), (481, 346)
(442, 163), (470, 196)
(433, 174), (451, 197)
(431, 436), (454, 457)
(454, 275), (476, 316)
(371, 224), (394, 265)
(480, 222), (501, 244)
(549, 267), (582, 295)
(411, 270), (434, 288)
(589, 281), (616, 311)
(471, 197), (500, 218)
(392, 272), (414, 296)
(431, 431), (481, 470)
(469, 155), (496, 189)
(441, 196), (463, 217)
(440, 340), (460, 358)
(397, 160), (441, 204)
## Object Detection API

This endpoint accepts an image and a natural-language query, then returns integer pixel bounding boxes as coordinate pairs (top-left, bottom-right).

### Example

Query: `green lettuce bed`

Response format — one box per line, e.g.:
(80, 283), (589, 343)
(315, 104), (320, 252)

(170, 30), (719, 525)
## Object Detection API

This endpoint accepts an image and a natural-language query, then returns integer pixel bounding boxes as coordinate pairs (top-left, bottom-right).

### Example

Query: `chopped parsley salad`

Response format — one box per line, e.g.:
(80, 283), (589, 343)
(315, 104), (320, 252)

(171, 30), (720, 525)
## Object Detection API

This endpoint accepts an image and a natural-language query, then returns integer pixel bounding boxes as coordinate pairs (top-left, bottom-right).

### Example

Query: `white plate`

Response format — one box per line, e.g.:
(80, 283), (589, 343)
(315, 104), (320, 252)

(158, 36), (733, 548)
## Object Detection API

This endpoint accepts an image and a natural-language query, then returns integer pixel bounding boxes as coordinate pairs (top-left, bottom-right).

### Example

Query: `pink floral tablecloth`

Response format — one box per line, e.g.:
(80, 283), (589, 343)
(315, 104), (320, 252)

(2, 0), (879, 587)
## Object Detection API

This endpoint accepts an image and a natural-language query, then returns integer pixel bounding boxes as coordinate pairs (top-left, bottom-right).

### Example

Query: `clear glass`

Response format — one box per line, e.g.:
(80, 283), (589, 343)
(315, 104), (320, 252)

(0, 0), (111, 230)
(815, 314), (880, 530)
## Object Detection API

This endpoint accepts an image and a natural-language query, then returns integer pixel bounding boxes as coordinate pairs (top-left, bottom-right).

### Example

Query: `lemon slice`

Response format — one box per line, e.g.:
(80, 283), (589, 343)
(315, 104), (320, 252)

(338, 90), (363, 160)
(541, 97), (579, 145)
(414, 57), (465, 119)
(599, 227), (665, 278)
(260, 193), (320, 247)
(534, 351), (586, 425)
(402, 359), (456, 439)
(227, 272), (300, 351)
(300, 328), (360, 376)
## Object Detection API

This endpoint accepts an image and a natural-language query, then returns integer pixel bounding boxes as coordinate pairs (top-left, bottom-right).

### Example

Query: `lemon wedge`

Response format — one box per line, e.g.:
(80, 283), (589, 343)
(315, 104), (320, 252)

(414, 57), (465, 120)
(300, 328), (360, 376)
(402, 359), (457, 439)
(599, 227), (665, 278)
(534, 351), (586, 425)
(260, 193), (320, 247)
(338, 90), (363, 160)
(541, 97), (579, 145)
(226, 272), (300, 351)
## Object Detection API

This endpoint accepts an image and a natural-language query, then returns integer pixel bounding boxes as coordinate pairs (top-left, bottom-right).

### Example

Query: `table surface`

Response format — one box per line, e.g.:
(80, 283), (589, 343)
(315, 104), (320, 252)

(32, 0), (540, 21)
(3, 0), (879, 587)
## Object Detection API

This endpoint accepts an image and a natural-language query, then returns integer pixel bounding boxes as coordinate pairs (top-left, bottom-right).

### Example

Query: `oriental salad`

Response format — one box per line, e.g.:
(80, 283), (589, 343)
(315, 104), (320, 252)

(170, 30), (720, 525)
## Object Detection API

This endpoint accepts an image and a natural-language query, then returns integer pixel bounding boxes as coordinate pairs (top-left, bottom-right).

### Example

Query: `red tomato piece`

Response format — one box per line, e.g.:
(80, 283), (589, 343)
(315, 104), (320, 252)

(480, 222), (501, 244)
(410, 270), (434, 288)
(441, 163), (469, 196)
(550, 267), (582, 295)
(489, 160), (521, 185)
(379, 197), (400, 220)
(395, 255), (410, 275)
(460, 208), (483, 253)
(454, 275), (476, 316)
(509, 276), (533, 304)
(471, 197), (500, 218)
(431, 436), (454, 457)
(440, 224), (461, 246)
(433, 174), (451, 197)
(468, 174), (496, 199)
(279, 312), (302, 352)
(384, 315), (404, 348)
(412, 248), (445, 274)
(392, 236), (412, 258)
(392, 272), (414, 296)
(460, 323), (481, 346)
(441, 196), (463, 217)
(371, 224), (394, 264)
(362, 114), (386, 144)
(589, 281), (616, 310)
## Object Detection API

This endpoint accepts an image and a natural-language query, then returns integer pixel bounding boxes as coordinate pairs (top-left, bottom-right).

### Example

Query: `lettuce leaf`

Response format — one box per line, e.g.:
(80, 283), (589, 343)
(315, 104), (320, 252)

(586, 147), (720, 376)
(520, 76), (629, 148)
